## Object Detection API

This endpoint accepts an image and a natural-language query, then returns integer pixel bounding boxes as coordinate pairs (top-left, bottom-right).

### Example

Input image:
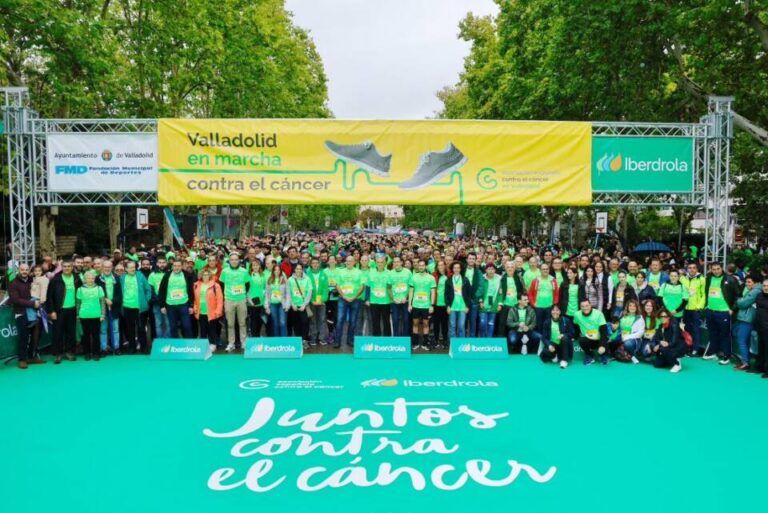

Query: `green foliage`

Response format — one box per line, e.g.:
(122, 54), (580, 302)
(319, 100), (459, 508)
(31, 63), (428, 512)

(439, 0), (768, 243)
(1, 0), (334, 247)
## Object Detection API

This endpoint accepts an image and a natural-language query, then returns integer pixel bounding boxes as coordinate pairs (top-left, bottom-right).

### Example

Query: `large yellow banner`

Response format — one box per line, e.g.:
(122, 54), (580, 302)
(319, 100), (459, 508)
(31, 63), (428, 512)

(158, 119), (592, 206)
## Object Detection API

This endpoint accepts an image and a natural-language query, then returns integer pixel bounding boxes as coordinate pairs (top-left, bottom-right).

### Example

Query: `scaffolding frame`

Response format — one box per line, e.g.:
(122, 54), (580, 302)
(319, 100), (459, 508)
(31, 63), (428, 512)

(2, 87), (733, 266)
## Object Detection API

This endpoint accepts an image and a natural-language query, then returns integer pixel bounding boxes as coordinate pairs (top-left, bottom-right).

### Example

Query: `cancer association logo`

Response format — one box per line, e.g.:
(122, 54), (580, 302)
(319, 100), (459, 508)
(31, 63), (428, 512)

(458, 344), (471, 353)
(239, 379), (271, 390)
(361, 378), (399, 387)
(161, 344), (172, 353)
(101, 148), (113, 161)
(596, 153), (623, 173)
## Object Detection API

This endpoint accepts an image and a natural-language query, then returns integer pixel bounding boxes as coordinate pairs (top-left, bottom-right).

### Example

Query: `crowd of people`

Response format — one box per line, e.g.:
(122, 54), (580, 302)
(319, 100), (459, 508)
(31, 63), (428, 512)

(6, 233), (768, 378)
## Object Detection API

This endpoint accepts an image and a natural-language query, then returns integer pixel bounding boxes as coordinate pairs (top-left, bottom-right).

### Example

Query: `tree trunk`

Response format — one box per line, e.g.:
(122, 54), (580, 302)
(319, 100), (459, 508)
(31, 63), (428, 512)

(163, 208), (173, 247)
(240, 207), (252, 240)
(108, 206), (120, 251)
(38, 207), (57, 259)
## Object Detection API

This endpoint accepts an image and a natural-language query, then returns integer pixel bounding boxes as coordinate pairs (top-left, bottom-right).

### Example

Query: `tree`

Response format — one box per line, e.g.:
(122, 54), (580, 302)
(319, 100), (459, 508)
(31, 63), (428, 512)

(439, 0), (768, 244)
(0, 0), (333, 252)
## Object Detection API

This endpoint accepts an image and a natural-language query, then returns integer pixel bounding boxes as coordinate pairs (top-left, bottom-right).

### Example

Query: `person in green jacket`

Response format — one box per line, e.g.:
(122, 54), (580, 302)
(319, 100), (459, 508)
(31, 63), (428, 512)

(478, 263), (501, 337)
(307, 257), (329, 345)
(734, 275), (761, 370)
(680, 262), (705, 356)
(120, 261), (153, 354)
(505, 294), (540, 354)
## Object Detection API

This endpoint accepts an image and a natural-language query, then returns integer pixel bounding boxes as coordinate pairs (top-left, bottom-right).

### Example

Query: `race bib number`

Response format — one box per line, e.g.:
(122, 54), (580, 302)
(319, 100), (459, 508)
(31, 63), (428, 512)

(506, 289), (515, 298)
(688, 288), (696, 296)
(271, 290), (283, 301)
(644, 329), (656, 338)
(170, 289), (186, 300)
(394, 284), (407, 294)
(231, 285), (245, 295)
(341, 285), (354, 295)
(415, 291), (428, 303)
(709, 287), (721, 298)
(373, 287), (386, 298)
(616, 291), (624, 302)
(585, 329), (598, 340)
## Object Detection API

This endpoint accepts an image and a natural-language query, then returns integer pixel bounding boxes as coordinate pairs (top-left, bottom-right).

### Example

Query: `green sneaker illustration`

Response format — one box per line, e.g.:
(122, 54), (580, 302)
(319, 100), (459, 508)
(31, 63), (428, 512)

(399, 142), (467, 189)
(324, 140), (391, 177)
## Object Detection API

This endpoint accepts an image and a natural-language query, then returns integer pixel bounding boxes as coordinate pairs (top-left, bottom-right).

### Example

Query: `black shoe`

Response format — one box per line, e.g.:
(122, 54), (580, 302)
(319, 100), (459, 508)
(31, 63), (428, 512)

(333, 342), (341, 349)
(93, 354), (100, 361)
(84, 354), (92, 361)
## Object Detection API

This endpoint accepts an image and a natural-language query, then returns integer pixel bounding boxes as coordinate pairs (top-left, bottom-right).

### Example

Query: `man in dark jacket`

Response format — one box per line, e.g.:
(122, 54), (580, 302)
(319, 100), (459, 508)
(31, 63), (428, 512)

(703, 262), (741, 364)
(8, 263), (41, 368)
(48, 260), (82, 363)
(157, 259), (195, 338)
(463, 252), (482, 336)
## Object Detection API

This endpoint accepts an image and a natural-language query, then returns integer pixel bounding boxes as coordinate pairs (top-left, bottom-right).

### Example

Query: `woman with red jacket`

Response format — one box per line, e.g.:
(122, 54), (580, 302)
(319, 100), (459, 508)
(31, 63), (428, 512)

(193, 268), (224, 352)
(528, 263), (560, 333)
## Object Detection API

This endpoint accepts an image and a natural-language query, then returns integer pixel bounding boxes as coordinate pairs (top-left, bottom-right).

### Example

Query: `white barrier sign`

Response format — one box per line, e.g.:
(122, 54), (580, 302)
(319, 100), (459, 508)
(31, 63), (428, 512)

(47, 133), (157, 192)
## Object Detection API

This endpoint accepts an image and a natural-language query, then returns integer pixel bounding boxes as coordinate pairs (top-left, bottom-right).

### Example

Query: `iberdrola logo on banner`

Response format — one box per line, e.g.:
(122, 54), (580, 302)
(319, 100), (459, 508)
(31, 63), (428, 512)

(354, 337), (411, 359)
(450, 338), (508, 359)
(592, 136), (694, 193)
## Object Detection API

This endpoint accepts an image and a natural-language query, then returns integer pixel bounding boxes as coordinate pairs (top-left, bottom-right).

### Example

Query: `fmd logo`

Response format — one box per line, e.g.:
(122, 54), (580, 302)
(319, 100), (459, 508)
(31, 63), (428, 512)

(55, 165), (88, 175)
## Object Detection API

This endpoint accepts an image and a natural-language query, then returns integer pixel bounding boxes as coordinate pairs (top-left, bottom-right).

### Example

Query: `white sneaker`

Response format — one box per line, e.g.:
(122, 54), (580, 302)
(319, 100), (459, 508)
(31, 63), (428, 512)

(560, 360), (568, 369)
(702, 353), (719, 360)
(670, 363), (682, 373)
(521, 343), (528, 355)
(553, 356), (559, 364)
(631, 356), (639, 364)
(421, 345), (431, 352)
(225, 344), (235, 353)
(208, 344), (216, 354)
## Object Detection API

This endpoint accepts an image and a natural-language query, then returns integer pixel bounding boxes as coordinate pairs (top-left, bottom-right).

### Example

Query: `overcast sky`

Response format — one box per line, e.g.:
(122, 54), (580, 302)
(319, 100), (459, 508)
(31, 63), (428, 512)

(285, 0), (498, 119)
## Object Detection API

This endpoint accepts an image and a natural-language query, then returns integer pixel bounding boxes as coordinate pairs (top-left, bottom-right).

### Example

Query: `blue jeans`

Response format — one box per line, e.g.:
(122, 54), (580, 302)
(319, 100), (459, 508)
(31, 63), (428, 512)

(100, 315), (120, 351)
(478, 311), (496, 338)
(391, 303), (409, 336)
(734, 320), (753, 364)
(706, 310), (732, 357)
(449, 309), (466, 338)
(153, 304), (171, 339)
(165, 305), (193, 338)
(468, 301), (479, 337)
(623, 337), (642, 355)
(508, 330), (541, 347)
(534, 306), (552, 332)
(336, 299), (362, 345)
(683, 310), (702, 351)
(269, 303), (287, 336)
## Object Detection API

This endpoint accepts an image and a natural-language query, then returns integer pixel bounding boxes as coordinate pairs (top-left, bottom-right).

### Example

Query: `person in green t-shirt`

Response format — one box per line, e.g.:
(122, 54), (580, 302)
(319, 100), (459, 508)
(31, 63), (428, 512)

(447, 261), (470, 339)
(324, 255), (339, 342)
(478, 263), (501, 338)
(76, 271), (105, 361)
(408, 259), (436, 350)
(432, 260), (450, 347)
(389, 256), (412, 337)
(120, 261), (153, 354)
(540, 305), (574, 368)
(366, 255), (393, 337)
(158, 260), (194, 338)
(288, 264), (313, 346)
(704, 262), (739, 364)
(306, 257), (329, 345)
(334, 255), (364, 348)
(573, 299), (608, 365)
(96, 260), (120, 354)
(247, 259), (268, 339)
(220, 253), (250, 352)
(50, 260), (81, 363)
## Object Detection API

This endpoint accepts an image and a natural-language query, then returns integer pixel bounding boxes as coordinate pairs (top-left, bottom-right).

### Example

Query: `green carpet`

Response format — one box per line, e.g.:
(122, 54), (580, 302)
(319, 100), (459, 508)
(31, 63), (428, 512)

(1, 354), (765, 513)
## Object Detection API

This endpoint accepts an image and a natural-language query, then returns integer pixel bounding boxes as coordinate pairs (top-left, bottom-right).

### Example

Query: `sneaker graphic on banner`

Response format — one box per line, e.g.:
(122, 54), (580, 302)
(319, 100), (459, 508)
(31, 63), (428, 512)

(399, 142), (467, 189)
(324, 140), (391, 177)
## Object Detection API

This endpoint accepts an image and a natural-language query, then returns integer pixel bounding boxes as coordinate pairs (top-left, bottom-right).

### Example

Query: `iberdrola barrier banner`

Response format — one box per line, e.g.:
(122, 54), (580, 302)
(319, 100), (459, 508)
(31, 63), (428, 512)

(157, 119), (592, 206)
